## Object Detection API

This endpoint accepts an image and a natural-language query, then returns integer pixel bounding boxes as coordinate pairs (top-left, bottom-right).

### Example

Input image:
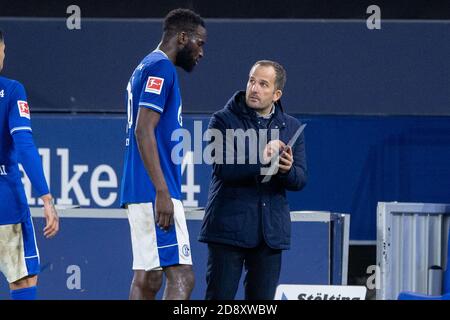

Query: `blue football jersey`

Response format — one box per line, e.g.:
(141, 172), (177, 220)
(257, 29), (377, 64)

(0, 77), (34, 224)
(120, 49), (183, 205)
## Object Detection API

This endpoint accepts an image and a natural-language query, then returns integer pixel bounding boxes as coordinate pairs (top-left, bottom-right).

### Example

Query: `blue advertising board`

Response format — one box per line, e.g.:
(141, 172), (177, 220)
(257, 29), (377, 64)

(0, 212), (337, 300)
(22, 114), (450, 242)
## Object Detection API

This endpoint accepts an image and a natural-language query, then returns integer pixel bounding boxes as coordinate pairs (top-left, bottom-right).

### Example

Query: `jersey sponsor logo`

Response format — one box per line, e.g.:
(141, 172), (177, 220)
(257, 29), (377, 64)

(145, 76), (164, 95)
(0, 89), (4, 98)
(17, 100), (30, 119)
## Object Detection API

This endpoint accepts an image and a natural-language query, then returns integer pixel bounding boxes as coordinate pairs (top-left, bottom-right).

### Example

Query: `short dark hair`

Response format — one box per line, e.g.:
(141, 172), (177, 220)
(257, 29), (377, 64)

(253, 60), (287, 91)
(163, 8), (205, 37)
(0, 29), (3, 42)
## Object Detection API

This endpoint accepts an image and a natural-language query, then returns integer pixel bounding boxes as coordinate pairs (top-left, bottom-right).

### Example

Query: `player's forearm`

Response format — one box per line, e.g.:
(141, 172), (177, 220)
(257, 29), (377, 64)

(12, 131), (50, 197)
(135, 126), (169, 193)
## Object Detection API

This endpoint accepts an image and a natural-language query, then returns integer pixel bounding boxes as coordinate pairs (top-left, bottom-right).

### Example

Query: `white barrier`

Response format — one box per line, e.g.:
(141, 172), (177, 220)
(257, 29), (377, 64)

(376, 202), (450, 300)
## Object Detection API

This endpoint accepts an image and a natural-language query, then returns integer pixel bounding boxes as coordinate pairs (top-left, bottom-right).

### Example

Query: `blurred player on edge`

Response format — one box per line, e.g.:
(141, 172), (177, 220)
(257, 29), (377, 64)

(0, 29), (59, 300)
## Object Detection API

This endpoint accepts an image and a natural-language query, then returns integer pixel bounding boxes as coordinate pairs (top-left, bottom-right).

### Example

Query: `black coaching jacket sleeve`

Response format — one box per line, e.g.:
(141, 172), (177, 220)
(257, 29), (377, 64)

(207, 113), (263, 183)
(274, 125), (307, 191)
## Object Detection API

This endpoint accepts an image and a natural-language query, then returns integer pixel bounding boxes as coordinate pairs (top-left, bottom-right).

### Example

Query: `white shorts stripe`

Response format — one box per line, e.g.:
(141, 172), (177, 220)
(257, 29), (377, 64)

(29, 216), (40, 264)
(173, 200), (192, 265)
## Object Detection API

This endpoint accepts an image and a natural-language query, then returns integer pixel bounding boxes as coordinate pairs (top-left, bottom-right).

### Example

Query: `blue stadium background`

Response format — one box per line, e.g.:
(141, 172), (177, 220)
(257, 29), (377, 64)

(1, 16), (450, 298)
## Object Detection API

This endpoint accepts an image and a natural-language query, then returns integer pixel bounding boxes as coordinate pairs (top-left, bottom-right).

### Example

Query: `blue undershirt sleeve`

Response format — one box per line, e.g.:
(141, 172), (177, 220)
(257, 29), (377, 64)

(12, 131), (49, 197)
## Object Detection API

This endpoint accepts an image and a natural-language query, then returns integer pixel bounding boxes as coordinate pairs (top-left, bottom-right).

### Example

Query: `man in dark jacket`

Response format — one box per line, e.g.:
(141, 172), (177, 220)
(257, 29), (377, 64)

(198, 60), (307, 300)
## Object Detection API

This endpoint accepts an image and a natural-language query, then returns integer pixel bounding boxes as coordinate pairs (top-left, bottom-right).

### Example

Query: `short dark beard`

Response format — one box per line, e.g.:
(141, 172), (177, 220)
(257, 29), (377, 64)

(176, 43), (196, 72)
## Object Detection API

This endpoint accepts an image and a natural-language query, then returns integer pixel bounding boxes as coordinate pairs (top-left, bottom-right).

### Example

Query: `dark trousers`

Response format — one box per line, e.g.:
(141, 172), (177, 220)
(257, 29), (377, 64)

(205, 242), (282, 300)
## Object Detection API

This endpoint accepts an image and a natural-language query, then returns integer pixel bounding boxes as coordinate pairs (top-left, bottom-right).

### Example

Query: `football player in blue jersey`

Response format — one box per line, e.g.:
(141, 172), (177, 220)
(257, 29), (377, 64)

(0, 30), (59, 300)
(120, 9), (206, 299)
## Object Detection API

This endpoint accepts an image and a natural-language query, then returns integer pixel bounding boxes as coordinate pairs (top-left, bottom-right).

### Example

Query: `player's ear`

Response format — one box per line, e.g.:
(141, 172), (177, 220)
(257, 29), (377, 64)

(177, 31), (189, 46)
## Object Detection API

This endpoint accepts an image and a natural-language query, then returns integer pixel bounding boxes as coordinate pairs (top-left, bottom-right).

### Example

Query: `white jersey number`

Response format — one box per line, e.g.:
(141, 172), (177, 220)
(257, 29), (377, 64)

(126, 81), (133, 146)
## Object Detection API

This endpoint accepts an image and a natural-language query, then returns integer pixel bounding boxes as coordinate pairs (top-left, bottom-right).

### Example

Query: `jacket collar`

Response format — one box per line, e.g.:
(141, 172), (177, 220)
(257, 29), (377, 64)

(226, 91), (287, 128)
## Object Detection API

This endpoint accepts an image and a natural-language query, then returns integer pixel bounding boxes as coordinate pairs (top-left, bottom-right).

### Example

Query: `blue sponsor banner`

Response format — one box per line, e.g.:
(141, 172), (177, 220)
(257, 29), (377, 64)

(25, 114), (450, 242)
(2, 113), (450, 299)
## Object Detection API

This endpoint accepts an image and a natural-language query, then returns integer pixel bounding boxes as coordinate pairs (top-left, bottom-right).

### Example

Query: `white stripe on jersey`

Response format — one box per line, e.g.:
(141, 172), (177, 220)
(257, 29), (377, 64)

(139, 102), (163, 113)
(10, 126), (32, 134)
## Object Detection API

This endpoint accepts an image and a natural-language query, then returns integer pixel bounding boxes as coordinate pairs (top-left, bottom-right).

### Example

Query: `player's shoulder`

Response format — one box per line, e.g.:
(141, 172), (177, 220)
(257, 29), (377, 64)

(0, 77), (25, 100)
(0, 76), (23, 90)
(141, 51), (175, 74)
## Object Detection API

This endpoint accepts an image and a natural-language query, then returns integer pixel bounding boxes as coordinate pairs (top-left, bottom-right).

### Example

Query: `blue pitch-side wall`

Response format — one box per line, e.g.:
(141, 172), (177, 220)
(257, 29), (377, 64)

(21, 114), (450, 242)
(0, 217), (334, 300)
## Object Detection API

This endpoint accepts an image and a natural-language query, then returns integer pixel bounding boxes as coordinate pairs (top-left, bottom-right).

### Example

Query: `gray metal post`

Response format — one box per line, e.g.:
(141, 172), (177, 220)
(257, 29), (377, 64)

(427, 266), (443, 295)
